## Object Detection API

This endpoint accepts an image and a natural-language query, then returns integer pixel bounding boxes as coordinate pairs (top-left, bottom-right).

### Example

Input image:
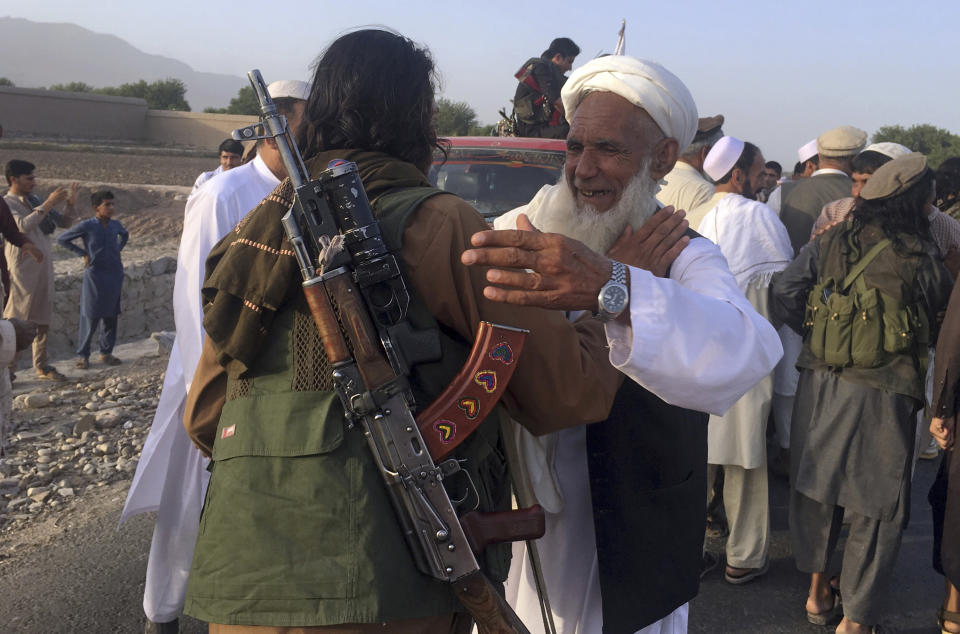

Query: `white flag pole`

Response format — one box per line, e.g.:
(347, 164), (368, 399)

(614, 19), (626, 55)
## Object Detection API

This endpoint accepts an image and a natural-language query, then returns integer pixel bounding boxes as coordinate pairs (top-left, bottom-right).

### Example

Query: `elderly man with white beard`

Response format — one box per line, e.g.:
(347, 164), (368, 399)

(464, 56), (783, 634)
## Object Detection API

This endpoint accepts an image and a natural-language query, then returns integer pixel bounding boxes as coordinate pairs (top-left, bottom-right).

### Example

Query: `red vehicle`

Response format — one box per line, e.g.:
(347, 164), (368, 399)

(430, 136), (566, 221)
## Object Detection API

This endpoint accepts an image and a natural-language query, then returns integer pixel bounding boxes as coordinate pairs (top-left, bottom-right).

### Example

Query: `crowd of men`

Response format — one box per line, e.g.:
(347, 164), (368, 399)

(5, 28), (960, 634)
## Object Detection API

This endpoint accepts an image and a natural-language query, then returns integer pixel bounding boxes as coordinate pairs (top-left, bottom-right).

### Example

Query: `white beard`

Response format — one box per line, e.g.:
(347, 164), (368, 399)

(535, 162), (659, 254)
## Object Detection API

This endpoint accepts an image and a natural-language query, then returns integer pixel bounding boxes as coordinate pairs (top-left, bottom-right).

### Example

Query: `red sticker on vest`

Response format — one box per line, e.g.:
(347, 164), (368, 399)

(221, 424), (236, 440)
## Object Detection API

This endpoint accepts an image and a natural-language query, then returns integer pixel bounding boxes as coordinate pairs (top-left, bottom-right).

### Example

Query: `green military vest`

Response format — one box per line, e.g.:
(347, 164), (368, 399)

(797, 223), (933, 401)
(184, 188), (512, 627)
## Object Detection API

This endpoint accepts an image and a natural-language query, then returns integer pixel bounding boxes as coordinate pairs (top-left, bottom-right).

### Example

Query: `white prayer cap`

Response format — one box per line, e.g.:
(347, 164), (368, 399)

(267, 80), (310, 101)
(797, 139), (818, 163)
(863, 142), (912, 160)
(703, 136), (745, 181)
(561, 56), (699, 150)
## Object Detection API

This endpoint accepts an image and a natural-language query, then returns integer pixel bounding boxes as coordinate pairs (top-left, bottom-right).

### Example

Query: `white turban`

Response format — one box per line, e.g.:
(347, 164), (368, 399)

(863, 142), (912, 160)
(561, 56), (699, 150)
(267, 79), (310, 101)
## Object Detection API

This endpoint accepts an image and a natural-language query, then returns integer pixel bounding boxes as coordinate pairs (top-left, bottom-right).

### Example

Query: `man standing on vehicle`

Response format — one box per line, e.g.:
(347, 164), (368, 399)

(513, 37), (580, 139)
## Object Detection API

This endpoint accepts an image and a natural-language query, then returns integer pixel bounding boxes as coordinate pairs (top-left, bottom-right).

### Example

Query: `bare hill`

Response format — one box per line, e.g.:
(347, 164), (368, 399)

(0, 17), (245, 111)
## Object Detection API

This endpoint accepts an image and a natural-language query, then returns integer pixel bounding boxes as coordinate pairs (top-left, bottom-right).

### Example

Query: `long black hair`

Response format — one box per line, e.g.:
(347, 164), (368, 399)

(297, 29), (443, 172)
(844, 168), (935, 258)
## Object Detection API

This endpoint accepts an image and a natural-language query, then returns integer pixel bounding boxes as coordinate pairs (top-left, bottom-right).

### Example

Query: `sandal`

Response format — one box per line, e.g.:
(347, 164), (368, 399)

(939, 606), (960, 634)
(806, 586), (841, 625)
(724, 560), (769, 585)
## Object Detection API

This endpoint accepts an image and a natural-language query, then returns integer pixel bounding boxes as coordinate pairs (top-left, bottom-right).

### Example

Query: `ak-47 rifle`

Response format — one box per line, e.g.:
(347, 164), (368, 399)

(234, 70), (539, 634)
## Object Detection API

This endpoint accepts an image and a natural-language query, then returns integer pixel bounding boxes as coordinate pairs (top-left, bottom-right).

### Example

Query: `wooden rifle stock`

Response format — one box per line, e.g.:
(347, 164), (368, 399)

(455, 571), (532, 634)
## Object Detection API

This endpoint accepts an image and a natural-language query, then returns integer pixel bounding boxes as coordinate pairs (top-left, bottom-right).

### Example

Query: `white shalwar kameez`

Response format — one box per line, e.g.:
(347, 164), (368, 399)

(502, 226), (783, 633)
(121, 154), (280, 622)
(696, 193), (792, 469)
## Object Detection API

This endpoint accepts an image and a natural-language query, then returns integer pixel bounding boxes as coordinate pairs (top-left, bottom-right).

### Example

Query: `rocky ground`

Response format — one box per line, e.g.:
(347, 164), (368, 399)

(0, 338), (167, 539)
(0, 143), (218, 632)
(0, 144), (197, 535)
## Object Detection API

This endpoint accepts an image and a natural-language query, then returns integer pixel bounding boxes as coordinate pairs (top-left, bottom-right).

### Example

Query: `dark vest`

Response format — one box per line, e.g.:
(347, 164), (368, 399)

(586, 379), (709, 633)
(781, 173), (851, 254)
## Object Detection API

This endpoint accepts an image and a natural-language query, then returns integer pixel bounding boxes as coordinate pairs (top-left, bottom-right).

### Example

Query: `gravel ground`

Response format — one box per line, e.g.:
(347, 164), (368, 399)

(0, 340), (207, 633)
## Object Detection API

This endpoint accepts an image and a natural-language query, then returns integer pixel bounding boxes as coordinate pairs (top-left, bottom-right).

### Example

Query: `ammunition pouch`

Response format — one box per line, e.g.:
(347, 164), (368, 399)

(804, 238), (929, 369)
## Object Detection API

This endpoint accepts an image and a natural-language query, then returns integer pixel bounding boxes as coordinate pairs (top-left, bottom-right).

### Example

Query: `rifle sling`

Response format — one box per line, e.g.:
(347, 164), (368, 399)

(840, 238), (892, 292)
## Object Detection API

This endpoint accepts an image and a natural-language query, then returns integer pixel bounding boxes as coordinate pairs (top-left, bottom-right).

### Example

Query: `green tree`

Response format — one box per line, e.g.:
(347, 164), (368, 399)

(0, 77), (14, 87)
(872, 124), (960, 169)
(97, 78), (190, 111)
(143, 78), (190, 111)
(204, 85), (260, 115)
(436, 98), (479, 136)
(49, 81), (93, 92)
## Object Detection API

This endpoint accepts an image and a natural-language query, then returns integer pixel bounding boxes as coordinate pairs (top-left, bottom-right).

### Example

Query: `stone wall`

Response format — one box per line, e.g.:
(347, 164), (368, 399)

(0, 86), (148, 142)
(143, 110), (256, 149)
(47, 256), (176, 361)
(0, 85), (256, 148)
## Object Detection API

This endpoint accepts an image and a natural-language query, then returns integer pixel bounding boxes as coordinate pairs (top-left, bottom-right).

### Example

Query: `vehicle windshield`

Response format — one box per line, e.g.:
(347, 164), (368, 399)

(430, 145), (564, 220)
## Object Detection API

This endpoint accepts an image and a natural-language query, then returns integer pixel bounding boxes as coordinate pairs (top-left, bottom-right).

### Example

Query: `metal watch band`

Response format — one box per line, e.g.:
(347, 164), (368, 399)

(610, 260), (627, 285)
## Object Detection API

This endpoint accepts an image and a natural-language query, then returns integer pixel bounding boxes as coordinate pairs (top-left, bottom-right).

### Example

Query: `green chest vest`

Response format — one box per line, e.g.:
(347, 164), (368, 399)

(184, 188), (512, 627)
(799, 225), (930, 399)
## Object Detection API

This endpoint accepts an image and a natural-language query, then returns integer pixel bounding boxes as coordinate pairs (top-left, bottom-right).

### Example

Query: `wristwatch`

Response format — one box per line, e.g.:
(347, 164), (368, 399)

(594, 260), (629, 322)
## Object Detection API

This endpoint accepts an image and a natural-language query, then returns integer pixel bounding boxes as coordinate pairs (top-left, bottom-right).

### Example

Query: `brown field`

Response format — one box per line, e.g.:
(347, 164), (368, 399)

(0, 146), (215, 187)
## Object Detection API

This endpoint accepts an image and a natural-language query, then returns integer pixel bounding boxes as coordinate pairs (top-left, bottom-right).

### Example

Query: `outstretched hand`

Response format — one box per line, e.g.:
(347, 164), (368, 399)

(460, 213), (612, 311)
(607, 206), (689, 278)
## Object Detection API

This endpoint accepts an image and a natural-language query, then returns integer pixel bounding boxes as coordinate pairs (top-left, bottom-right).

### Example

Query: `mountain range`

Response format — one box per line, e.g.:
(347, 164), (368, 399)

(0, 17), (245, 111)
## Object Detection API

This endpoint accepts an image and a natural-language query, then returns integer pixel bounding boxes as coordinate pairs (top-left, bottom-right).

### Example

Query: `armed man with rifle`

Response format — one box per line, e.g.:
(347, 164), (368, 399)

(512, 38), (579, 139)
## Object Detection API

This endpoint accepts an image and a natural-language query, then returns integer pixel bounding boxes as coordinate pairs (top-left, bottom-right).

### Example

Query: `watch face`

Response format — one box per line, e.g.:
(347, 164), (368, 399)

(601, 284), (628, 314)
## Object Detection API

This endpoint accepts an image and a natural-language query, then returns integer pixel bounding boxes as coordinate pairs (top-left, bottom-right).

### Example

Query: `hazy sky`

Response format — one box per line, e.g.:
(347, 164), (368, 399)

(6, 1), (960, 165)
